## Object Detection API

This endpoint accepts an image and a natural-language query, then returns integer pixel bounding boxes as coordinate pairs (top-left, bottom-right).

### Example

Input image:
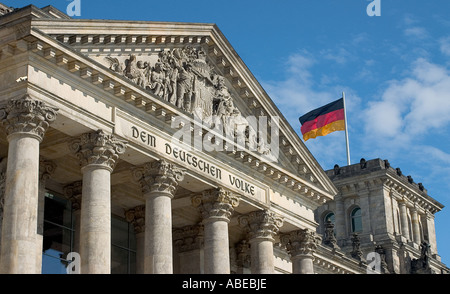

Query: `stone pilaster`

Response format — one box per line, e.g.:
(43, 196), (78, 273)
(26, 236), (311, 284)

(239, 210), (283, 274)
(69, 129), (127, 274)
(133, 159), (185, 274)
(281, 228), (320, 274)
(63, 181), (83, 254)
(192, 187), (239, 274)
(173, 224), (204, 274)
(125, 205), (145, 274)
(0, 95), (58, 274)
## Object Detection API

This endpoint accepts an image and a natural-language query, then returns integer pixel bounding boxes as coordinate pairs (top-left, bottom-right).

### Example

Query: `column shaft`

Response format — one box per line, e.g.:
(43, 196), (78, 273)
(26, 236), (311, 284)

(203, 218), (230, 274)
(0, 135), (40, 274)
(145, 192), (173, 274)
(80, 166), (112, 274)
(250, 239), (274, 274)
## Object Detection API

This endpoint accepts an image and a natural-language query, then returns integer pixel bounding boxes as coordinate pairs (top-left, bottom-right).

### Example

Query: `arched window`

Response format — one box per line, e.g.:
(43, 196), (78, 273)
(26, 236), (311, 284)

(351, 207), (363, 233)
(324, 212), (335, 225)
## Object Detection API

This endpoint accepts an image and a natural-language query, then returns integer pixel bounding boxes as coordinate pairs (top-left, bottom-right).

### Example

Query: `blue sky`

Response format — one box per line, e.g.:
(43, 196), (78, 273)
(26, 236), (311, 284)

(3, 0), (449, 268)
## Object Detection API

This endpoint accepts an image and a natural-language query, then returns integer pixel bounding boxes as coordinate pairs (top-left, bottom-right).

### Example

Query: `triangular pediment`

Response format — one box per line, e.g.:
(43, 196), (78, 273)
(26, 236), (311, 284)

(1, 7), (338, 203)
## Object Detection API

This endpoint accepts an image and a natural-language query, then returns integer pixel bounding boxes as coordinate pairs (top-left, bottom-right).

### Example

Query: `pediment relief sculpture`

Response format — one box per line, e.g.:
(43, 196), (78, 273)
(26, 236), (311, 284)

(103, 46), (277, 161)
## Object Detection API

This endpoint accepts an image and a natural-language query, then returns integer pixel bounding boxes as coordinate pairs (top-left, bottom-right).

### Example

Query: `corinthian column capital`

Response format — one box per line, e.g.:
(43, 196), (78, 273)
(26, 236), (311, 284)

(132, 159), (185, 197)
(39, 157), (57, 183)
(173, 224), (204, 253)
(239, 210), (283, 241)
(280, 228), (320, 257)
(192, 187), (240, 222)
(125, 205), (146, 234)
(69, 129), (127, 172)
(0, 95), (58, 142)
(63, 181), (83, 210)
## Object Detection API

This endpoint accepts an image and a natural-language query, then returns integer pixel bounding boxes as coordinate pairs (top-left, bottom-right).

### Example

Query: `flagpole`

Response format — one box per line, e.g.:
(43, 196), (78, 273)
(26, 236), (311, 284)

(342, 92), (351, 166)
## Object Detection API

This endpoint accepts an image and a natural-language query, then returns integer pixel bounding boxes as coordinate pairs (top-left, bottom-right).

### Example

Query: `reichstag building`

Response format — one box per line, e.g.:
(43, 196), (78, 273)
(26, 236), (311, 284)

(0, 3), (448, 274)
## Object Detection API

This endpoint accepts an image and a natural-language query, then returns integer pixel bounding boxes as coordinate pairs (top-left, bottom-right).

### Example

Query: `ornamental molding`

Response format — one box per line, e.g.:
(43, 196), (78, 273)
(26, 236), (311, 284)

(132, 159), (185, 196)
(192, 187), (239, 221)
(0, 95), (58, 142)
(68, 129), (127, 171)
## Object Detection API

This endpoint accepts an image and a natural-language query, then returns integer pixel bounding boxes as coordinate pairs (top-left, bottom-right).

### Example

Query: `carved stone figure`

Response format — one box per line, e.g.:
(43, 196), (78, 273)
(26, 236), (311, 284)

(124, 54), (146, 88)
(102, 46), (276, 158)
(148, 62), (166, 98)
(411, 241), (432, 274)
(323, 220), (338, 250)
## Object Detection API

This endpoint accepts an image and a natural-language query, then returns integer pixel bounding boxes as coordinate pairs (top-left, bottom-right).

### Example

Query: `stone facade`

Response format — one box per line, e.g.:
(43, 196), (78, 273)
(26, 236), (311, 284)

(316, 158), (449, 274)
(0, 3), (447, 274)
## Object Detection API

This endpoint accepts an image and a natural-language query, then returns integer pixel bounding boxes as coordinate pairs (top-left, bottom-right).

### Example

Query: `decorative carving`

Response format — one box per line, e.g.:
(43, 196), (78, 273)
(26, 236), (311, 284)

(0, 4), (14, 16)
(69, 129), (127, 171)
(192, 187), (239, 221)
(63, 181), (83, 210)
(323, 220), (338, 250)
(125, 205), (145, 234)
(39, 157), (56, 183)
(132, 159), (185, 196)
(360, 158), (367, 169)
(374, 245), (390, 274)
(173, 224), (204, 252)
(0, 95), (58, 141)
(280, 228), (320, 257)
(238, 210), (283, 241)
(333, 164), (340, 175)
(411, 241), (432, 274)
(102, 47), (274, 158)
(350, 233), (365, 262)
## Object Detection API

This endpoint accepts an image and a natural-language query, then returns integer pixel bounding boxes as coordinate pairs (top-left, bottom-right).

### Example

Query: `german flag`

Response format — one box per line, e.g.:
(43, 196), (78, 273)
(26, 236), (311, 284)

(299, 98), (345, 141)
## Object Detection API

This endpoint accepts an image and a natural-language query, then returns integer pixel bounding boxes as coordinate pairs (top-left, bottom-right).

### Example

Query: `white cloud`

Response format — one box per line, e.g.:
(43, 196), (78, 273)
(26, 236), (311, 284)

(404, 27), (429, 39)
(439, 37), (450, 56)
(363, 58), (450, 140)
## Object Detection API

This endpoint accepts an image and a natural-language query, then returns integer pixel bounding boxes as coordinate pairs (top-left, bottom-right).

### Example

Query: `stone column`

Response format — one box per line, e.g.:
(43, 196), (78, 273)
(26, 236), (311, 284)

(37, 158), (56, 272)
(0, 158), (7, 254)
(133, 160), (185, 274)
(0, 95), (58, 274)
(125, 205), (145, 274)
(398, 200), (410, 241)
(173, 224), (204, 274)
(69, 129), (127, 274)
(410, 208), (421, 244)
(239, 210), (283, 274)
(281, 228), (320, 274)
(192, 188), (239, 274)
(63, 181), (83, 254)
